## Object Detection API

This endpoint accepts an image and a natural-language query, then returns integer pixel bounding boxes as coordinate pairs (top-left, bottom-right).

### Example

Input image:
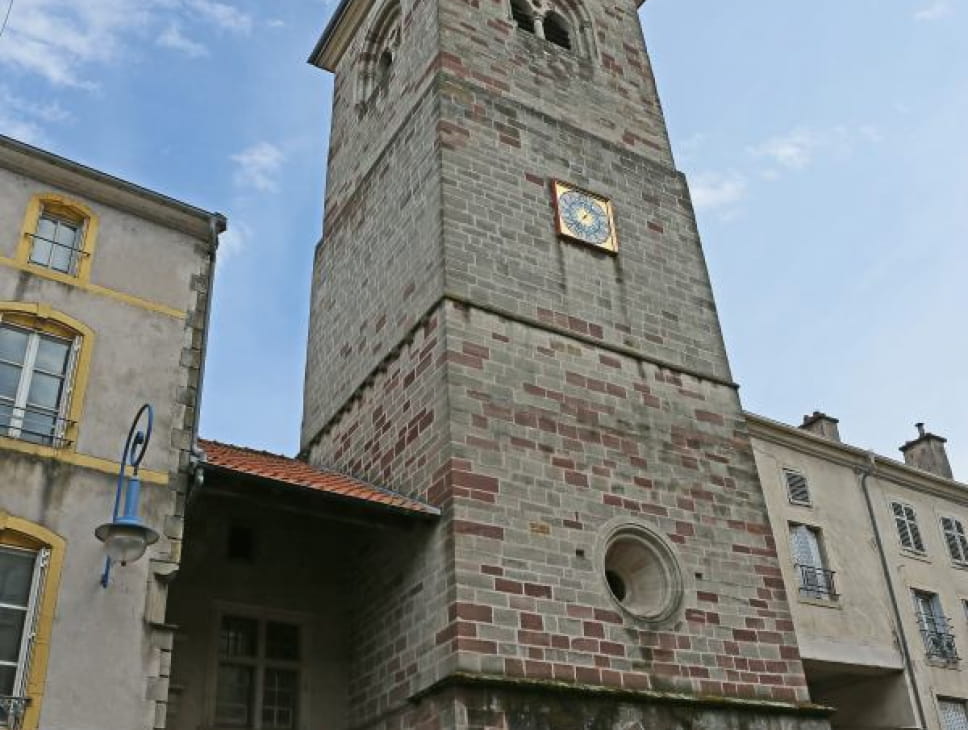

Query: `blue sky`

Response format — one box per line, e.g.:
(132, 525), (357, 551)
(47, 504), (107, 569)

(0, 0), (964, 476)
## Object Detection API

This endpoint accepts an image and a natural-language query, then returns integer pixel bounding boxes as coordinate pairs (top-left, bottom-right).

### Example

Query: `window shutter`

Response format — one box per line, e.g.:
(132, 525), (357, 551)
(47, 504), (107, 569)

(14, 547), (49, 701)
(55, 336), (82, 443)
(892, 502), (924, 552)
(783, 470), (810, 505)
(942, 517), (968, 563)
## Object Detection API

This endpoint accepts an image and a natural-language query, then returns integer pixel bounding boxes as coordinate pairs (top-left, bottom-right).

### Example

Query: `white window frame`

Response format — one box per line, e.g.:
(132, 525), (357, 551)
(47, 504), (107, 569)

(208, 603), (308, 730)
(29, 209), (85, 276)
(0, 545), (50, 727)
(782, 468), (811, 506)
(913, 589), (958, 663)
(941, 516), (968, 565)
(891, 500), (926, 554)
(0, 320), (79, 447)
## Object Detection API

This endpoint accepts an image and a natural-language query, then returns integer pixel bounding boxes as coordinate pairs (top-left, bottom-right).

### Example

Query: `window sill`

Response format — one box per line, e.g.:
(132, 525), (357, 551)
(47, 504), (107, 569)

(950, 561), (968, 572)
(925, 656), (960, 670)
(900, 549), (932, 564)
(797, 596), (842, 610)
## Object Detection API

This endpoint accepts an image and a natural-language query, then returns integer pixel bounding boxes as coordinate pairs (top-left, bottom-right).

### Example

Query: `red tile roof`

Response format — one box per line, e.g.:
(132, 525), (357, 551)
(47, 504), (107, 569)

(198, 439), (439, 518)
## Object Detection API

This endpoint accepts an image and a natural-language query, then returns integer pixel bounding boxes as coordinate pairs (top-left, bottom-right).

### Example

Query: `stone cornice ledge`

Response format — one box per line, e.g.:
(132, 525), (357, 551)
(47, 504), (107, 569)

(746, 411), (968, 505)
(409, 672), (834, 717)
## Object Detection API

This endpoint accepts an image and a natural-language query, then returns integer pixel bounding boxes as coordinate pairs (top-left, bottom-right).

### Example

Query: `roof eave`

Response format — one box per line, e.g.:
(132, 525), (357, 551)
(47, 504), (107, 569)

(201, 461), (440, 521)
(308, 0), (378, 72)
(0, 134), (225, 241)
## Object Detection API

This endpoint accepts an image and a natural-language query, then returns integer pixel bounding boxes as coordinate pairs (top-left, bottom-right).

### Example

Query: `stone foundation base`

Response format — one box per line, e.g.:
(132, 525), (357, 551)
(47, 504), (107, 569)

(360, 675), (833, 730)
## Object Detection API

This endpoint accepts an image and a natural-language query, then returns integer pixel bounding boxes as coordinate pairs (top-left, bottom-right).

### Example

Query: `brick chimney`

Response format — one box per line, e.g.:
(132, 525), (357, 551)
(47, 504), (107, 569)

(800, 411), (841, 442)
(900, 423), (953, 480)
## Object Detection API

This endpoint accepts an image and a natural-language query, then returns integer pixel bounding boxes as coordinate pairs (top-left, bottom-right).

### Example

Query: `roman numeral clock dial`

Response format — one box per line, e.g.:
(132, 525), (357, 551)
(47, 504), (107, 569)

(552, 180), (618, 253)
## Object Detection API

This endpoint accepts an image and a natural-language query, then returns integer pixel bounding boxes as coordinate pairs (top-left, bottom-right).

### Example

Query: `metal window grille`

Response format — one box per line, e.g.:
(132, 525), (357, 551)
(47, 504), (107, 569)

(940, 699), (968, 730)
(28, 212), (86, 276)
(892, 502), (925, 552)
(0, 323), (77, 448)
(783, 469), (811, 505)
(789, 524), (837, 600)
(914, 591), (959, 663)
(941, 517), (968, 564)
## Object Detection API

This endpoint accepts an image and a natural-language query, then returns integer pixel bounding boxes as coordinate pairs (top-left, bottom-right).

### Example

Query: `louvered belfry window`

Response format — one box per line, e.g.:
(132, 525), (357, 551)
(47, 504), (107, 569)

(783, 469), (810, 506)
(941, 517), (968, 564)
(892, 502), (925, 553)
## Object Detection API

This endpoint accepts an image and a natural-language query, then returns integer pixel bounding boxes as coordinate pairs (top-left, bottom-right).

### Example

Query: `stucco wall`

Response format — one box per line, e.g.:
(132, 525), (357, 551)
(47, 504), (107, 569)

(0, 158), (213, 730)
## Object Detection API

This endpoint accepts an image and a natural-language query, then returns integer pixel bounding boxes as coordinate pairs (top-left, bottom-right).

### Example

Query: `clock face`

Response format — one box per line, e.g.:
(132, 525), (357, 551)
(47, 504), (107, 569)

(552, 181), (617, 252)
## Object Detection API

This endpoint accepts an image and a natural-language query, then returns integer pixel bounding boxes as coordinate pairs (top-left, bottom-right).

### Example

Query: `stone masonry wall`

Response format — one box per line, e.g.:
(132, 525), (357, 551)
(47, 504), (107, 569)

(307, 309), (458, 725)
(440, 301), (809, 704)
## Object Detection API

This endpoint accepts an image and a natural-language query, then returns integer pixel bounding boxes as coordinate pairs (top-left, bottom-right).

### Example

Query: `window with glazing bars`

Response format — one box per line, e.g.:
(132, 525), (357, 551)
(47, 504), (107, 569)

(214, 614), (301, 729)
(0, 545), (49, 729)
(789, 524), (837, 599)
(892, 501), (925, 553)
(941, 517), (968, 564)
(29, 210), (84, 275)
(0, 323), (76, 447)
(939, 698), (968, 730)
(783, 469), (810, 505)
(913, 590), (958, 662)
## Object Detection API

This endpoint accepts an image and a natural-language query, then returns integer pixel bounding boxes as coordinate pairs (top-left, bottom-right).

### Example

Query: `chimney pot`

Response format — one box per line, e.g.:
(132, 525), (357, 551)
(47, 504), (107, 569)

(900, 423), (953, 480)
(799, 411), (841, 443)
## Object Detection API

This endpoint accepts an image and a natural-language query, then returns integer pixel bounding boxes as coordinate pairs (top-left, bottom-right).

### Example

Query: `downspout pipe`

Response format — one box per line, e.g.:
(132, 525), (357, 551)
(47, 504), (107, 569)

(857, 452), (927, 729)
(187, 213), (225, 500)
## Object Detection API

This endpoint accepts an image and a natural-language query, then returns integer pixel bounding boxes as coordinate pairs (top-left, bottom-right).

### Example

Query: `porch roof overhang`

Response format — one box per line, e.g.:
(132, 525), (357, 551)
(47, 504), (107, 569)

(197, 439), (440, 522)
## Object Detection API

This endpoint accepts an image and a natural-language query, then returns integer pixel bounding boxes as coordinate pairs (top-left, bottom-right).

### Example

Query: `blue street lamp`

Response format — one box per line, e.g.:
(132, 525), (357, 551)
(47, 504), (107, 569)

(95, 404), (160, 587)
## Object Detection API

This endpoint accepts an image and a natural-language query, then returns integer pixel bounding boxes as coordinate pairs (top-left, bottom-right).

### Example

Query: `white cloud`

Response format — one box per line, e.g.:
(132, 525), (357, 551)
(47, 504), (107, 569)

(0, 0), (253, 87)
(267, 19), (286, 29)
(187, 0), (252, 34)
(749, 127), (820, 170)
(914, 1), (951, 21)
(689, 172), (748, 211)
(157, 23), (208, 57)
(231, 142), (285, 192)
(0, 85), (71, 144)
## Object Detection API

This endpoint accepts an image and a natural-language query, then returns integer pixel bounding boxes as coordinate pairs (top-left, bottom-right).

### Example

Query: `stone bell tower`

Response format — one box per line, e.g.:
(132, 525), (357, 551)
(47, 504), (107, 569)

(302, 0), (829, 726)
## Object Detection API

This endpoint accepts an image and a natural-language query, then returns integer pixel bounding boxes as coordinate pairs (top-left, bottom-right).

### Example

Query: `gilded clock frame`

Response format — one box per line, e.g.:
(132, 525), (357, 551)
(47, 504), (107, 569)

(551, 180), (618, 254)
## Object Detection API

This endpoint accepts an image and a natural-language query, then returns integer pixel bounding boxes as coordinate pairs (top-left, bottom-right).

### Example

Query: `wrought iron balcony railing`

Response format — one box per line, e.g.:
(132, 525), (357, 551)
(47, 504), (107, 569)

(0, 695), (29, 729)
(0, 404), (74, 448)
(795, 563), (838, 600)
(918, 613), (959, 662)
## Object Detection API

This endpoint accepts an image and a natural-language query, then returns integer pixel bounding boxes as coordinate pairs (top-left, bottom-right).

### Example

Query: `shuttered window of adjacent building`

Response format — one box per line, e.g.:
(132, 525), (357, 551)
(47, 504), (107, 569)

(941, 517), (968, 564)
(783, 469), (810, 506)
(939, 699), (968, 730)
(892, 502), (925, 553)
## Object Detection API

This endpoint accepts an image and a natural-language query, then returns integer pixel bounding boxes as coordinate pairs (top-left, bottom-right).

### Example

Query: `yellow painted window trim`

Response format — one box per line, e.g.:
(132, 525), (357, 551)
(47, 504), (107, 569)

(0, 302), (93, 453)
(0, 512), (66, 730)
(16, 194), (99, 284)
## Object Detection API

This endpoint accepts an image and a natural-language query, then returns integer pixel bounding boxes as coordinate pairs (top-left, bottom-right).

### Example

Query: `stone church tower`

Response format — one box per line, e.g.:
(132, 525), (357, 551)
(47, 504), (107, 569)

(302, 0), (830, 725)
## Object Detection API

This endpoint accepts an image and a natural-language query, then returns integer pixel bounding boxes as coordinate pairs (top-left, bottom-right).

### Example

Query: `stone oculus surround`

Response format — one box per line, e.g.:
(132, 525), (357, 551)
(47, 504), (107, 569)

(301, 0), (832, 725)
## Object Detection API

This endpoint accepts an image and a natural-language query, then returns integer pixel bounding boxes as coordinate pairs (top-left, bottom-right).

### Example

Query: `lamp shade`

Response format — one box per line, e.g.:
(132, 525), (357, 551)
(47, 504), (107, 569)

(95, 519), (160, 565)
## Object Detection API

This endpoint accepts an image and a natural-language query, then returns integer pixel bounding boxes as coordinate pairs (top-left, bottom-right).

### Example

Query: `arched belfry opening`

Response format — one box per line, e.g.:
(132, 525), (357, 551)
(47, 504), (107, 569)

(357, 0), (401, 108)
(542, 11), (570, 50)
(506, 0), (590, 56)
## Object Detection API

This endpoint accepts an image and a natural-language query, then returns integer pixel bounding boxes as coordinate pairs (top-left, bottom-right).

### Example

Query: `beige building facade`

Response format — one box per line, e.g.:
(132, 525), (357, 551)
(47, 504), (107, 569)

(0, 134), (222, 729)
(751, 411), (968, 730)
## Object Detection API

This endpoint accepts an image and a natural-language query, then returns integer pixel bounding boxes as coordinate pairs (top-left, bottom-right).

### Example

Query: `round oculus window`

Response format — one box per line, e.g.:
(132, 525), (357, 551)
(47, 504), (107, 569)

(601, 525), (683, 624)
